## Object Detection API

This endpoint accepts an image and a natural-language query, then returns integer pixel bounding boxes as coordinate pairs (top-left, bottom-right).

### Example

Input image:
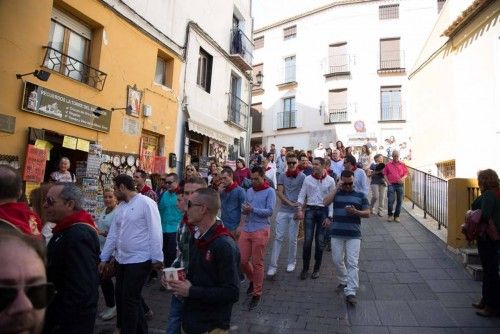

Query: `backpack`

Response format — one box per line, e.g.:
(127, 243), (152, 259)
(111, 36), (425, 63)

(461, 209), (499, 242)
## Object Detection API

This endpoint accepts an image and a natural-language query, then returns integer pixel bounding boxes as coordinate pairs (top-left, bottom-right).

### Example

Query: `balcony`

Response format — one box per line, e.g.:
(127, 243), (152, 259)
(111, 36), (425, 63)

(229, 28), (253, 71)
(378, 51), (405, 74)
(324, 54), (351, 77)
(277, 110), (296, 129)
(324, 104), (354, 124)
(226, 94), (248, 130)
(42, 46), (107, 91)
(380, 102), (405, 122)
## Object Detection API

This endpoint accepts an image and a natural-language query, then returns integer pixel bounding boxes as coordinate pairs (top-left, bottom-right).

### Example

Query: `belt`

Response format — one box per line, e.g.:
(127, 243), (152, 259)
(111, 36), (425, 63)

(307, 205), (325, 209)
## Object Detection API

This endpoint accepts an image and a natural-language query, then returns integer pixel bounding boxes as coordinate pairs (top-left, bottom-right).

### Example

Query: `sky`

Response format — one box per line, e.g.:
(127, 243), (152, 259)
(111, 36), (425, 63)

(252, 0), (334, 28)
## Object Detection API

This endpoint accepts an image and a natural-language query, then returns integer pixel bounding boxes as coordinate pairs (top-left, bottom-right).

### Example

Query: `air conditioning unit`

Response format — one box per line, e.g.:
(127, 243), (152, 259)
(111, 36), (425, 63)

(143, 105), (152, 117)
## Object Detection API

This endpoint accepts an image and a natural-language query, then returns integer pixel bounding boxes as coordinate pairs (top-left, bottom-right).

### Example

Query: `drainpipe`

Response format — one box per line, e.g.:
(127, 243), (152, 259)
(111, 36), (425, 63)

(245, 1), (254, 166)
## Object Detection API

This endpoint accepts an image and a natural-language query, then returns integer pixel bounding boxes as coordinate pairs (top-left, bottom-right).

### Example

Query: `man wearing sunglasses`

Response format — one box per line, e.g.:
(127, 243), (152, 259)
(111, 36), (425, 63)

(0, 231), (54, 334)
(0, 165), (42, 237)
(43, 183), (100, 333)
(323, 170), (369, 306)
(267, 152), (305, 278)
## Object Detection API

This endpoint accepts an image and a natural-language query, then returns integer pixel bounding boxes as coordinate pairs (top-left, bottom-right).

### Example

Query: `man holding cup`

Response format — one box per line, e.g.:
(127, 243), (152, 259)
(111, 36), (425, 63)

(165, 188), (239, 334)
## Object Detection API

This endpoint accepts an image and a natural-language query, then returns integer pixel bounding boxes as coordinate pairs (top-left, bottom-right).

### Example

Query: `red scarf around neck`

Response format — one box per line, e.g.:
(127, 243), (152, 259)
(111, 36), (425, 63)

(297, 165), (306, 171)
(312, 170), (327, 181)
(169, 186), (181, 194)
(352, 165), (357, 172)
(52, 210), (96, 235)
(224, 182), (238, 192)
(195, 223), (233, 250)
(286, 169), (300, 178)
(253, 181), (270, 192)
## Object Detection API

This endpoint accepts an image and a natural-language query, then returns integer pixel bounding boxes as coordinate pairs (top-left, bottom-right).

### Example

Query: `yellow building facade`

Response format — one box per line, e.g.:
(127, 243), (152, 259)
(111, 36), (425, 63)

(0, 0), (181, 194)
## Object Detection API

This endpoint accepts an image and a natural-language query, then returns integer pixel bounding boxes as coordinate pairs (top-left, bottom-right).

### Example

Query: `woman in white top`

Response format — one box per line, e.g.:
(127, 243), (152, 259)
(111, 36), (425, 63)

(96, 188), (118, 321)
(50, 157), (75, 183)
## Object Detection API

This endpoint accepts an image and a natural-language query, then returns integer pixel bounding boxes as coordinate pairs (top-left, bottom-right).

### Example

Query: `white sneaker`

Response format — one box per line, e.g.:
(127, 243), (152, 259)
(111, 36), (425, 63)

(101, 306), (117, 320)
(286, 263), (296, 273)
(267, 267), (277, 276)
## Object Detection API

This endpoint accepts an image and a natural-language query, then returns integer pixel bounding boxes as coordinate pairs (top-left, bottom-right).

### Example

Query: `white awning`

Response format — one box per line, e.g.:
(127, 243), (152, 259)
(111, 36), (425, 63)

(188, 119), (233, 144)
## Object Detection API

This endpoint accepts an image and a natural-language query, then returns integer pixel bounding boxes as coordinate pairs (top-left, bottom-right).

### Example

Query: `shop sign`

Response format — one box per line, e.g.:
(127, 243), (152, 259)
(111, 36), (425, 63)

(23, 145), (47, 183)
(21, 81), (111, 132)
(0, 113), (15, 134)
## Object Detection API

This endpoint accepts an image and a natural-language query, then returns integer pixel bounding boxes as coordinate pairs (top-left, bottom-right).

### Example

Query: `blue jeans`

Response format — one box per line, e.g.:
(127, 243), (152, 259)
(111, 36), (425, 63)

(166, 295), (183, 334)
(387, 184), (403, 217)
(302, 206), (327, 272)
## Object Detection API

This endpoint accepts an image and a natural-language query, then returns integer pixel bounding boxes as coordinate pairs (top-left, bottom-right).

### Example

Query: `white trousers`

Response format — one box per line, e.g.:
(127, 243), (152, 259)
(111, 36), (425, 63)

(269, 211), (299, 269)
(330, 237), (361, 296)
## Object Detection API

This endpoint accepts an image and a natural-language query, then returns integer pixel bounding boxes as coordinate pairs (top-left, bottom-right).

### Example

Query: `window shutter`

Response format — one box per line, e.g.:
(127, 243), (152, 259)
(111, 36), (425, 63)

(52, 7), (91, 39)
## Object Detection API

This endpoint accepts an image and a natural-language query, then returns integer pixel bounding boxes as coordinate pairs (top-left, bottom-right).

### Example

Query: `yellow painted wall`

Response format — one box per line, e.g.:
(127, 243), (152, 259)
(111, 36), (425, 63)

(447, 178), (479, 249)
(0, 0), (181, 163)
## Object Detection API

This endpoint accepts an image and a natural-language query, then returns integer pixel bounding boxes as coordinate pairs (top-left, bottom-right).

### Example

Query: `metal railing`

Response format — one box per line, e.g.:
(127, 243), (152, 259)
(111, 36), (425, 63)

(230, 28), (253, 66)
(327, 54), (350, 74)
(407, 166), (448, 229)
(380, 102), (404, 121)
(467, 187), (481, 210)
(277, 110), (296, 129)
(324, 104), (351, 123)
(227, 94), (248, 129)
(42, 46), (107, 91)
(379, 50), (405, 71)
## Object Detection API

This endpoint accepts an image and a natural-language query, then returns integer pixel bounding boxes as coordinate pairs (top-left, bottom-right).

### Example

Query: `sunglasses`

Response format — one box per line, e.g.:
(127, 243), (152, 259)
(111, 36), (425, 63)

(0, 283), (56, 312)
(187, 200), (203, 209)
(164, 181), (173, 185)
(342, 182), (354, 186)
(186, 169), (195, 172)
(287, 161), (297, 165)
(160, 178), (167, 181)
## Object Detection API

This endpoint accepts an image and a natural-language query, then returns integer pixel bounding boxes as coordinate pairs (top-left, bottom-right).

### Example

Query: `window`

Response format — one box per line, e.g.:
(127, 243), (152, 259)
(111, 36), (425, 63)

(328, 43), (349, 74)
(380, 38), (401, 70)
(45, 8), (91, 82)
(379, 4), (399, 20)
(254, 36), (264, 49)
(197, 48), (213, 93)
(437, 0), (446, 13)
(284, 56), (296, 83)
(279, 97), (296, 129)
(380, 86), (402, 121)
(327, 89), (348, 123)
(283, 25), (297, 40)
(154, 55), (173, 87)
(252, 63), (263, 87)
(251, 103), (263, 133)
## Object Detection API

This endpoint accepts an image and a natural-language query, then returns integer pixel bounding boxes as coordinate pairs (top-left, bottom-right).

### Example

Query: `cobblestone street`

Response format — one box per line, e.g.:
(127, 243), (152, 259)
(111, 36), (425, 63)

(95, 209), (500, 333)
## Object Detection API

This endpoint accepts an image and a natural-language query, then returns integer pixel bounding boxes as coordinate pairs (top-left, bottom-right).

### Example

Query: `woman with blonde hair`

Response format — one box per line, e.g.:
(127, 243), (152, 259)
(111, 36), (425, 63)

(471, 169), (500, 317)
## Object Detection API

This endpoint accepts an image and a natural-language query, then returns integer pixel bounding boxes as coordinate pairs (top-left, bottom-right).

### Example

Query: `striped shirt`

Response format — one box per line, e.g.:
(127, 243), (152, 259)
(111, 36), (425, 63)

(331, 190), (369, 239)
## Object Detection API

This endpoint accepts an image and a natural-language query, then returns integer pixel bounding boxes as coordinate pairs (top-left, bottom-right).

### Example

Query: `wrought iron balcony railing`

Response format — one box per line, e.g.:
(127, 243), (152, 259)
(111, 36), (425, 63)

(42, 46), (107, 91)
(227, 94), (248, 129)
(277, 110), (296, 129)
(326, 54), (351, 76)
(380, 102), (404, 121)
(324, 104), (352, 124)
(230, 28), (253, 67)
(378, 50), (405, 73)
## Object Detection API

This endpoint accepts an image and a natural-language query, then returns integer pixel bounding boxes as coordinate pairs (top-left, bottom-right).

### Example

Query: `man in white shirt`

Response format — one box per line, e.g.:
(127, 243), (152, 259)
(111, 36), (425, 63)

(296, 157), (336, 280)
(99, 174), (163, 334)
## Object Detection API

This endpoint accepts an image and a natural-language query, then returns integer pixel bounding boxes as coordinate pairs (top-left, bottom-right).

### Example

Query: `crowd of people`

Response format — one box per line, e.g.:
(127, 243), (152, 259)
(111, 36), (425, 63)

(0, 139), (499, 334)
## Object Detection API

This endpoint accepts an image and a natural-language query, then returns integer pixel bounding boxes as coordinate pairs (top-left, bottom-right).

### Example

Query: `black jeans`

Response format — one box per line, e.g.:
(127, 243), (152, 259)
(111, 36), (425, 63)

(477, 236), (500, 309)
(302, 206), (328, 272)
(100, 277), (115, 308)
(163, 232), (177, 267)
(115, 261), (151, 334)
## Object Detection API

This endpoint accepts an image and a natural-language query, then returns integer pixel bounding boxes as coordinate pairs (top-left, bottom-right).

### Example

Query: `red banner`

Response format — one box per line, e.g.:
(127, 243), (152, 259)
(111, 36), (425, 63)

(153, 156), (166, 174)
(23, 145), (47, 183)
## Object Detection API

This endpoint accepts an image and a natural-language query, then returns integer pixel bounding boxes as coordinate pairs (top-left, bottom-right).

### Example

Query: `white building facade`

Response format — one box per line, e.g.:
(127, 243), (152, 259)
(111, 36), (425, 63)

(104, 0), (253, 171)
(251, 0), (444, 154)
(408, 0), (500, 178)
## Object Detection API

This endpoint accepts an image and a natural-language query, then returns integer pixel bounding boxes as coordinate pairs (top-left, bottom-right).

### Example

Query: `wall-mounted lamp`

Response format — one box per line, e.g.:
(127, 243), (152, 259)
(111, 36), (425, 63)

(16, 69), (51, 82)
(93, 105), (133, 117)
(255, 71), (264, 86)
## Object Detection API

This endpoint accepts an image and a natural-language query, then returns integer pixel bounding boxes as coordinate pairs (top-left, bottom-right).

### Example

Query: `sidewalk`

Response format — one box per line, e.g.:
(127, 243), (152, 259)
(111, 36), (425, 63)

(95, 209), (500, 333)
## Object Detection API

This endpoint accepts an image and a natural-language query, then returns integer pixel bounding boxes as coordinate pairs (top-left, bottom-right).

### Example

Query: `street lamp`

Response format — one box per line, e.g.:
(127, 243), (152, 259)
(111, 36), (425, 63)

(254, 71), (263, 86)
(16, 69), (51, 82)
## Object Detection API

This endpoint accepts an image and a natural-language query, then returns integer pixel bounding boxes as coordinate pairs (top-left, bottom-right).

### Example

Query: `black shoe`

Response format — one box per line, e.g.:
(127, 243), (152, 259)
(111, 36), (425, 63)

(248, 296), (261, 310)
(335, 284), (347, 294)
(300, 270), (308, 280)
(346, 294), (357, 306)
(311, 271), (320, 279)
(246, 282), (254, 295)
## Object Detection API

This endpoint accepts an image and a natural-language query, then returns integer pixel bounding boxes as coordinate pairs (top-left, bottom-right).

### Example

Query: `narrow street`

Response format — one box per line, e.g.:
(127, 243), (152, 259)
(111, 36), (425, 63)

(95, 209), (500, 333)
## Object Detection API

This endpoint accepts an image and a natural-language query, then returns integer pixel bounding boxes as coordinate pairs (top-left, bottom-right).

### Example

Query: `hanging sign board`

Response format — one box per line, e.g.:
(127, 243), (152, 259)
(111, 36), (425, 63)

(23, 145), (47, 183)
(21, 81), (111, 132)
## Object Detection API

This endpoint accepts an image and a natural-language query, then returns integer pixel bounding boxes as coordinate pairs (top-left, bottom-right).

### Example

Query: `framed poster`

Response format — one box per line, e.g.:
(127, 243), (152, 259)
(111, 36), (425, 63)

(127, 85), (142, 117)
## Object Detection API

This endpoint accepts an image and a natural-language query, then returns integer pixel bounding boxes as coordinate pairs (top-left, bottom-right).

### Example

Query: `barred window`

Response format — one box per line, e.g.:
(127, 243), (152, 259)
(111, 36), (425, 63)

(254, 36), (264, 49)
(379, 4), (399, 20)
(283, 25), (297, 40)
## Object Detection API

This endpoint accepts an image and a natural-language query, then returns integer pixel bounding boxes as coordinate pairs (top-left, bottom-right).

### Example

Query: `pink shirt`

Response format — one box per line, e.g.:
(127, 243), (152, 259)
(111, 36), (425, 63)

(383, 161), (408, 184)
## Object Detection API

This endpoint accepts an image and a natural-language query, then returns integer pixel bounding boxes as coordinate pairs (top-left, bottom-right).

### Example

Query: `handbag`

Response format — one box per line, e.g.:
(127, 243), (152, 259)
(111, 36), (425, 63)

(462, 209), (499, 242)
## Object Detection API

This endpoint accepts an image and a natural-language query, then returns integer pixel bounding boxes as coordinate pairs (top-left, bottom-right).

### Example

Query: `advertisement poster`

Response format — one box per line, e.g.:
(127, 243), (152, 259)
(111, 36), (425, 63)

(127, 85), (142, 117)
(23, 145), (47, 183)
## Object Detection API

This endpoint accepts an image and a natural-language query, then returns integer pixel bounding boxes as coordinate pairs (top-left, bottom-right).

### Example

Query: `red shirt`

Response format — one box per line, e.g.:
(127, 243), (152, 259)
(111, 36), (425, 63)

(383, 160), (408, 184)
